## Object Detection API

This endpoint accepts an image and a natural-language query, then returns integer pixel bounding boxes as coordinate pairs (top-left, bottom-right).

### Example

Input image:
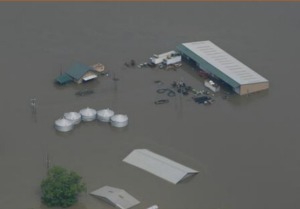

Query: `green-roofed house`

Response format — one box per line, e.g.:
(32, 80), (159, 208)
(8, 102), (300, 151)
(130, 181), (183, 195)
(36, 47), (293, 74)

(56, 63), (98, 85)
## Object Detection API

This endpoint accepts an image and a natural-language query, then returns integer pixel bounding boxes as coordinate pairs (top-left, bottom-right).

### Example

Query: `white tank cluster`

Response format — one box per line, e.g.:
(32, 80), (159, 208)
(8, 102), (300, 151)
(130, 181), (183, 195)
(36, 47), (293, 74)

(55, 118), (74, 132)
(110, 114), (129, 128)
(54, 107), (128, 132)
(64, 112), (81, 125)
(97, 108), (115, 122)
(80, 107), (97, 121)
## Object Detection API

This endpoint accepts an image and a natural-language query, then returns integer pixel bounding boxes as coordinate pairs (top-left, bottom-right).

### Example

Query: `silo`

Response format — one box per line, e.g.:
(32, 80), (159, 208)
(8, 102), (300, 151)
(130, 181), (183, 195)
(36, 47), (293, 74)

(55, 118), (74, 132)
(80, 107), (97, 121)
(64, 112), (81, 125)
(110, 114), (128, 128)
(97, 108), (115, 122)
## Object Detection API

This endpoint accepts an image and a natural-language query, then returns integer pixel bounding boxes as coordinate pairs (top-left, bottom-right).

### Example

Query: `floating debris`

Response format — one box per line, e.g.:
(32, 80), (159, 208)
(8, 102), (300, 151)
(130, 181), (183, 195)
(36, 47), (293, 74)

(130, 59), (136, 66)
(75, 89), (94, 96)
(124, 59), (136, 68)
(171, 81), (192, 95)
(154, 99), (169, 105)
(100, 71), (110, 76)
(156, 88), (176, 97)
(154, 80), (164, 85)
(193, 96), (214, 105)
(137, 62), (149, 68)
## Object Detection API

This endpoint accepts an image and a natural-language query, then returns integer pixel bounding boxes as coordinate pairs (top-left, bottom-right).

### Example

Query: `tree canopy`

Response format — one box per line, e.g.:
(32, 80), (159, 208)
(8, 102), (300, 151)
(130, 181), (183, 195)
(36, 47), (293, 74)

(41, 166), (86, 208)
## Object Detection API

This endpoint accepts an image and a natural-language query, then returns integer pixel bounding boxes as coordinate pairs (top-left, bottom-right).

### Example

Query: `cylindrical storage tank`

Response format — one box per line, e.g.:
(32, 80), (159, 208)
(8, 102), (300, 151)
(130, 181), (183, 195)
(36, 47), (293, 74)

(55, 118), (74, 132)
(97, 108), (115, 122)
(80, 107), (96, 121)
(147, 205), (159, 209)
(64, 112), (81, 125)
(110, 114), (128, 128)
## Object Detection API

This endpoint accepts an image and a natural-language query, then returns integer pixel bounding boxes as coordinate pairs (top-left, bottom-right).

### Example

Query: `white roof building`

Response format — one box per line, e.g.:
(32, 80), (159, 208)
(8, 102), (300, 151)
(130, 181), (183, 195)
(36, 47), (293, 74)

(177, 40), (269, 95)
(90, 186), (140, 209)
(123, 149), (198, 184)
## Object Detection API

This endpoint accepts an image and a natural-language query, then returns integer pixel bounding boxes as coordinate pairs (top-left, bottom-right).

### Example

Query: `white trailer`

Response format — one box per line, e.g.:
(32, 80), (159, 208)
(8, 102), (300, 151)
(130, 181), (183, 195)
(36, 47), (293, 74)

(204, 80), (220, 92)
(150, 51), (176, 64)
(164, 55), (181, 65)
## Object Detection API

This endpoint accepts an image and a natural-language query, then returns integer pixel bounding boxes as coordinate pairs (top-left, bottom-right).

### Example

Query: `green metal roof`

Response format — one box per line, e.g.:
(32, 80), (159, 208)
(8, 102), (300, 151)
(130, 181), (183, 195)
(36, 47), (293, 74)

(56, 74), (72, 84)
(177, 44), (240, 88)
(66, 63), (92, 81)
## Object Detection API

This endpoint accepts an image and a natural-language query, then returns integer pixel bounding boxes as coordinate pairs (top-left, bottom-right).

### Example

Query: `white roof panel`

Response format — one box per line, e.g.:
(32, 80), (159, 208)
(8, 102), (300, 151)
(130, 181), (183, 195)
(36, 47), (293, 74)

(83, 74), (97, 81)
(182, 41), (268, 85)
(123, 149), (198, 184)
(90, 186), (140, 209)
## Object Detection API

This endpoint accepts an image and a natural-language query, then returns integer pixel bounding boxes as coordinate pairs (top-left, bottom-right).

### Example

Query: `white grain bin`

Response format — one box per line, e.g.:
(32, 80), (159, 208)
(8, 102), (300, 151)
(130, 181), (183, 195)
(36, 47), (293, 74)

(55, 118), (74, 132)
(80, 107), (96, 121)
(64, 112), (81, 125)
(147, 205), (159, 209)
(110, 114), (128, 128)
(97, 108), (115, 122)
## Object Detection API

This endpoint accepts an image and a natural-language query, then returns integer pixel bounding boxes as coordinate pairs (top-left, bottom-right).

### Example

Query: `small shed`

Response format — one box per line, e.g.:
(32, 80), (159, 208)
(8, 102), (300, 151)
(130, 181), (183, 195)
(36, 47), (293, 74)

(56, 63), (98, 84)
(55, 74), (73, 85)
(90, 186), (140, 209)
(123, 149), (198, 184)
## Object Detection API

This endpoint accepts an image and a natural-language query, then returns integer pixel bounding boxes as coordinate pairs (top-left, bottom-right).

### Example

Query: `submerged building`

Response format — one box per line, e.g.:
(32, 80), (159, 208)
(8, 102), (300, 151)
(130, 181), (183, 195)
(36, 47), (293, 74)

(56, 63), (98, 85)
(123, 149), (198, 184)
(90, 186), (140, 209)
(177, 40), (269, 95)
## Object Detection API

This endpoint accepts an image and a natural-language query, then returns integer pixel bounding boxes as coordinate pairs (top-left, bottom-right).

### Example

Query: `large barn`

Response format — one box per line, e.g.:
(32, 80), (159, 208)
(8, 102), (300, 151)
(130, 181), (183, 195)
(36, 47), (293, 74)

(177, 41), (269, 95)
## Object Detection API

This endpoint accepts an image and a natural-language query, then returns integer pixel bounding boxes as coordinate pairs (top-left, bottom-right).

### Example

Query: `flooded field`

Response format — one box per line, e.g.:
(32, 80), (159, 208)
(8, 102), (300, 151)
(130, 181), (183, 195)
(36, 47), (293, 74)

(1, 2), (300, 209)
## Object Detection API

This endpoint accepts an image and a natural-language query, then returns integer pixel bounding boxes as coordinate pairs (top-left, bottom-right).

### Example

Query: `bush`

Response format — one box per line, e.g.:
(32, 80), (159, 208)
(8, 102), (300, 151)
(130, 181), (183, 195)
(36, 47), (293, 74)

(41, 166), (86, 208)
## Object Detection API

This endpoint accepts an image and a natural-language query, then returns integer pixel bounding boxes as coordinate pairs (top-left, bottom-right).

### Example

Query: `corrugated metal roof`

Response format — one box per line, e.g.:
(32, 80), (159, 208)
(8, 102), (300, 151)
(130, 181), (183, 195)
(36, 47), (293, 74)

(123, 149), (198, 184)
(178, 41), (268, 85)
(66, 63), (92, 80)
(90, 186), (140, 209)
(55, 74), (72, 84)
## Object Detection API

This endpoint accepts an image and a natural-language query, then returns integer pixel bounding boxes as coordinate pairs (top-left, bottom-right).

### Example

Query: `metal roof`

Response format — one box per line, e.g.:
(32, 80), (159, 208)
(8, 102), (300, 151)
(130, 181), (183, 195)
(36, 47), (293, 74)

(123, 149), (198, 184)
(90, 186), (140, 209)
(66, 63), (92, 80)
(177, 41), (268, 86)
(55, 74), (72, 84)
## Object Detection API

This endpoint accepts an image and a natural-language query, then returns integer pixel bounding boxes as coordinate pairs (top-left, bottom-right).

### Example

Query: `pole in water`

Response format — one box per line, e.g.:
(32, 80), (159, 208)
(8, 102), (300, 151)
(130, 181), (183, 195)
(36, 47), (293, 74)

(46, 152), (50, 172)
(30, 98), (37, 113)
(60, 64), (63, 75)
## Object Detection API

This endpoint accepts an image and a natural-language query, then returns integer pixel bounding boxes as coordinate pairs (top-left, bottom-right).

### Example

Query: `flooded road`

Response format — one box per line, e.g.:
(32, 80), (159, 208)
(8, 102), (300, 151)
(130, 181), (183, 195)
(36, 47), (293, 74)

(1, 2), (300, 209)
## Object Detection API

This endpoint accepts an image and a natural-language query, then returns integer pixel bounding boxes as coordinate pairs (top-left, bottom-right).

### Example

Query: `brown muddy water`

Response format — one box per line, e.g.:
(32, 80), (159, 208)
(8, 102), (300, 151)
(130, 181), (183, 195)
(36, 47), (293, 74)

(0, 2), (300, 209)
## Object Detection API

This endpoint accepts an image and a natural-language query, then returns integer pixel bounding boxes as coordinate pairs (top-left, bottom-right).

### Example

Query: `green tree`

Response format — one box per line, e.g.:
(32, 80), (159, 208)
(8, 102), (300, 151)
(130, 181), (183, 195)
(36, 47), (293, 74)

(41, 166), (86, 208)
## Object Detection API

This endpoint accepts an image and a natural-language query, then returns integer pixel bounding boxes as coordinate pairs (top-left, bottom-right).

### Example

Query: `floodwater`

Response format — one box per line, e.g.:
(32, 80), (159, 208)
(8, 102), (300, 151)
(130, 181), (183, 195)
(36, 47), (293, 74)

(0, 2), (300, 209)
